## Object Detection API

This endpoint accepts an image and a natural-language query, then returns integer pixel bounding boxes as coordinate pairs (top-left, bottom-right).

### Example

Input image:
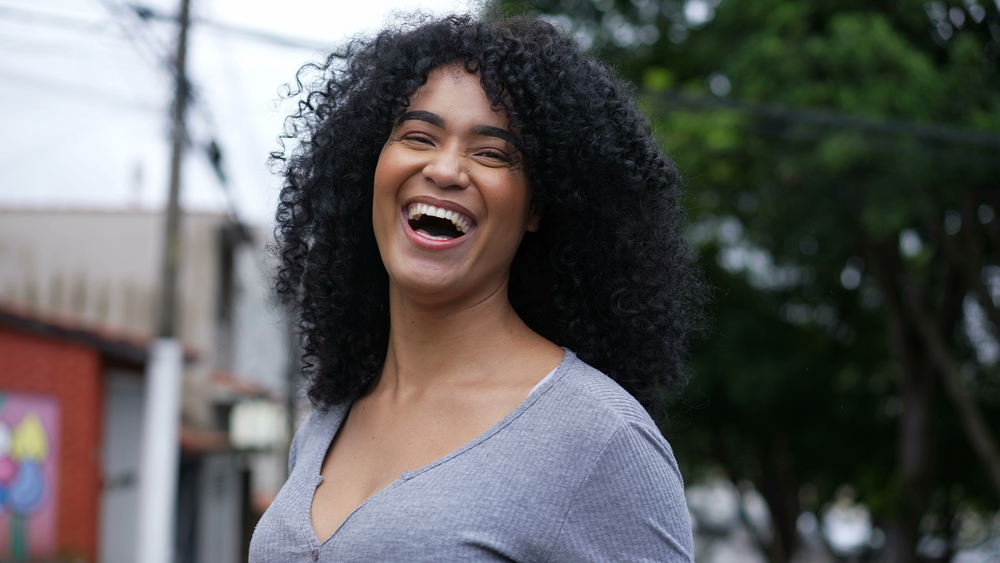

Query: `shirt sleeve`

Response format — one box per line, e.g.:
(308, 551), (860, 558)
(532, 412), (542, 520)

(548, 421), (694, 563)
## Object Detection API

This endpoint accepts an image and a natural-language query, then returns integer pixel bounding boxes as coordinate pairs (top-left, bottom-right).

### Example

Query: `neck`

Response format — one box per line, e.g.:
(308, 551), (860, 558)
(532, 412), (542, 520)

(378, 279), (552, 395)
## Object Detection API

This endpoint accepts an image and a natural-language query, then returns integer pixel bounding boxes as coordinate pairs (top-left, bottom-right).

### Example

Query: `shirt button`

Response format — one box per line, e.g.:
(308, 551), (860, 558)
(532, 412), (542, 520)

(311, 549), (319, 561)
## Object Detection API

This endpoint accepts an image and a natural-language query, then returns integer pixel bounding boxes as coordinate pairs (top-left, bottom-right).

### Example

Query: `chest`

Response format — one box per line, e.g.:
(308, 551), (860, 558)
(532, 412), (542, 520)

(254, 425), (588, 563)
(311, 390), (531, 541)
(310, 412), (492, 541)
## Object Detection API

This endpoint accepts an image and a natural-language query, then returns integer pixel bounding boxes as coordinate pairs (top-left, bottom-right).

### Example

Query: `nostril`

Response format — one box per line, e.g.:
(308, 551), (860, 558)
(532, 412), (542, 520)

(423, 160), (470, 189)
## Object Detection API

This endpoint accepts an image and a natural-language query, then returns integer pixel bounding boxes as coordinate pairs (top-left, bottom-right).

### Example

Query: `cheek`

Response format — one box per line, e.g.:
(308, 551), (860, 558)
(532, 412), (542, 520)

(372, 152), (404, 214)
(496, 178), (533, 223)
(372, 152), (393, 197)
(372, 157), (397, 244)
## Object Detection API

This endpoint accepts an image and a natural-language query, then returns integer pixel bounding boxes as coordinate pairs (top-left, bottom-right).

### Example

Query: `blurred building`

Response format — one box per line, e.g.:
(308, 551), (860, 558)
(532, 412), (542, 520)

(0, 207), (292, 563)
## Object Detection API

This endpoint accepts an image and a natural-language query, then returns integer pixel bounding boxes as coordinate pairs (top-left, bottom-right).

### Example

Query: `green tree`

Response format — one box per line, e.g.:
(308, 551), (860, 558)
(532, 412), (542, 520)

(501, 0), (1000, 561)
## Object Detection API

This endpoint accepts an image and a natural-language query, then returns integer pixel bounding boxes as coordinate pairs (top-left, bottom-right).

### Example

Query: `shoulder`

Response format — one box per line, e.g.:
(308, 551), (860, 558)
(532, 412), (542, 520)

(534, 351), (664, 444)
(534, 352), (694, 562)
(287, 402), (349, 474)
(554, 352), (657, 422)
(543, 350), (680, 469)
(527, 352), (687, 509)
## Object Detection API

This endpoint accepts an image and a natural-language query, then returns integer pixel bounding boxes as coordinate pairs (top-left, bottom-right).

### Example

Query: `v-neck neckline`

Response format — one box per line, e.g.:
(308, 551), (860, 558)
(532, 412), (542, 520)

(303, 350), (575, 547)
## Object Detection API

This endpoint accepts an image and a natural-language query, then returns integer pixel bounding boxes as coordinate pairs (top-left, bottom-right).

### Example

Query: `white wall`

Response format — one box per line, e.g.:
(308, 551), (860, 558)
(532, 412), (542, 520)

(98, 370), (145, 563)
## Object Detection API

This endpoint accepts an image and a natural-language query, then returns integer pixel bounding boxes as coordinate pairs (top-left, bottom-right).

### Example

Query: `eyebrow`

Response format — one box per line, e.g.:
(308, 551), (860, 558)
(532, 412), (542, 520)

(396, 111), (522, 152)
(470, 125), (521, 152)
(396, 110), (444, 129)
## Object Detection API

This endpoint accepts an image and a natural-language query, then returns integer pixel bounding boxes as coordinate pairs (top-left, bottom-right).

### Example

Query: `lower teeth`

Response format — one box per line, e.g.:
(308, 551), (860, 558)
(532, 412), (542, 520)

(416, 229), (454, 241)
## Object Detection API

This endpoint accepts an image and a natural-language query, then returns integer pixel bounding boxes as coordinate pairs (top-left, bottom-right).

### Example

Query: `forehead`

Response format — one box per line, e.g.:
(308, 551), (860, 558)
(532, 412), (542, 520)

(406, 65), (508, 127)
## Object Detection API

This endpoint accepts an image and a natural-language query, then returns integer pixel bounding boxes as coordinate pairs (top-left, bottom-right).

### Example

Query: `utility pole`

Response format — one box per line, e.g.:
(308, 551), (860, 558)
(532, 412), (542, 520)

(158, 0), (191, 338)
(137, 0), (190, 562)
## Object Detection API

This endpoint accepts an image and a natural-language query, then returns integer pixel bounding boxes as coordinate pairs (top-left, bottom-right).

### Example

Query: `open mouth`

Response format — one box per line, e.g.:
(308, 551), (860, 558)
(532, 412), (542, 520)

(406, 203), (473, 241)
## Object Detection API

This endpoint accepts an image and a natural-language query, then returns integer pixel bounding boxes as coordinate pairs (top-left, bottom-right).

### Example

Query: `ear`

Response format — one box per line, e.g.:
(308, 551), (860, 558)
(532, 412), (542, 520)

(525, 202), (543, 233)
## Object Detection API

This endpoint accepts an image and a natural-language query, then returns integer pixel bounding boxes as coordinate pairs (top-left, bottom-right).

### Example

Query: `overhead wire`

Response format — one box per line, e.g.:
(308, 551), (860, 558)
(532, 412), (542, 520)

(94, 0), (249, 224)
(0, 3), (335, 51)
(650, 90), (1000, 151)
(91, 0), (176, 76)
(0, 67), (161, 112)
(0, 4), (111, 34)
(0, 1), (317, 224)
(0, 2), (168, 118)
(0, 1), (244, 219)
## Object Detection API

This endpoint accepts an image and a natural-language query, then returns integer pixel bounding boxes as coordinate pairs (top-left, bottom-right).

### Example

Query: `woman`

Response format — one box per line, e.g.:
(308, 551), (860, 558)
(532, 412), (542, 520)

(250, 14), (705, 562)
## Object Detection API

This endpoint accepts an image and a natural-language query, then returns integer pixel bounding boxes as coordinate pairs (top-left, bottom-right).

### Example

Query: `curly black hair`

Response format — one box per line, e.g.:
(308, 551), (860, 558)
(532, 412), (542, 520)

(273, 13), (705, 412)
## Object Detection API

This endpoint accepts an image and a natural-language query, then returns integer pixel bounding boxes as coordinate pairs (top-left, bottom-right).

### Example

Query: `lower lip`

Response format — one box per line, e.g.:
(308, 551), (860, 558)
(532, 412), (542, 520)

(401, 209), (473, 250)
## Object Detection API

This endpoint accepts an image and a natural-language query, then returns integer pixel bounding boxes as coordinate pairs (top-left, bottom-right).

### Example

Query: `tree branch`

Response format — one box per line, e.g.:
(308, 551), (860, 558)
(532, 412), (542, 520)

(896, 266), (1000, 498)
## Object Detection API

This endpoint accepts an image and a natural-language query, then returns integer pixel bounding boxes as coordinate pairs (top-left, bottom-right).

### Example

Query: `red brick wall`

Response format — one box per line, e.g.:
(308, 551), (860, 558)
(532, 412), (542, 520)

(0, 326), (103, 563)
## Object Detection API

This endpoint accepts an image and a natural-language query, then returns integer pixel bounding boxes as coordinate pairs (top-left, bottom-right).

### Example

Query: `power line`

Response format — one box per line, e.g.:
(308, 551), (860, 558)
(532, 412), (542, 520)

(3, 0), (325, 178)
(0, 4), (111, 33)
(0, 67), (160, 112)
(0, 1), (260, 227)
(94, 0), (247, 224)
(93, 0), (175, 74)
(650, 90), (1000, 151)
(130, 4), (335, 51)
(0, 3), (334, 51)
(198, 19), (334, 51)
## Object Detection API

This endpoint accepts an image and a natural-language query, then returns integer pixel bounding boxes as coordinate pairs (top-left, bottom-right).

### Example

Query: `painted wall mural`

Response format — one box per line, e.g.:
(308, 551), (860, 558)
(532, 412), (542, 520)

(0, 393), (60, 561)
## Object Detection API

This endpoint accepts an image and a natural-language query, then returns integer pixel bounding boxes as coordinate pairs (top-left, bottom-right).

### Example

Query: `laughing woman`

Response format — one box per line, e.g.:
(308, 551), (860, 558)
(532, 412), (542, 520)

(250, 14), (705, 563)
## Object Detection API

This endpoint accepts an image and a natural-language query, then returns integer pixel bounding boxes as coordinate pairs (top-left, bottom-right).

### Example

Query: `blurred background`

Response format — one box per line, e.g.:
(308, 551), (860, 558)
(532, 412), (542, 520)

(0, 0), (998, 562)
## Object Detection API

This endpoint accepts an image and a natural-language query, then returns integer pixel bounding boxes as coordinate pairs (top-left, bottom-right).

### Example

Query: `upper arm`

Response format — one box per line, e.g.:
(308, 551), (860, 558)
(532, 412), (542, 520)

(548, 422), (694, 563)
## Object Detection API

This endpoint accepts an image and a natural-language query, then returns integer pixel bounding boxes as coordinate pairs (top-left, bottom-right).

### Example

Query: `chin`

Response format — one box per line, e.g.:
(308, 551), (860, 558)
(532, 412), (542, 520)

(389, 268), (463, 296)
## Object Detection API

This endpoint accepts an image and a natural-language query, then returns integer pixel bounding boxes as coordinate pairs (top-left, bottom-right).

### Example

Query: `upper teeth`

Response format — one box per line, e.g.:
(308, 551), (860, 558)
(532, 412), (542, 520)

(408, 203), (471, 234)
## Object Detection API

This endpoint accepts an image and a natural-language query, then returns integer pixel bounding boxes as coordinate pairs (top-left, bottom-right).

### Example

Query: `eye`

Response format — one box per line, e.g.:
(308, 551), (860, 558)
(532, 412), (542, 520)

(476, 148), (512, 162)
(401, 134), (434, 145)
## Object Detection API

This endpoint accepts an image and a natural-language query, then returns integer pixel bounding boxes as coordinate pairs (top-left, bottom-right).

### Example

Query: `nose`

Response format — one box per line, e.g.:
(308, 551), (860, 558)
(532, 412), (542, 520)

(421, 147), (470, 190)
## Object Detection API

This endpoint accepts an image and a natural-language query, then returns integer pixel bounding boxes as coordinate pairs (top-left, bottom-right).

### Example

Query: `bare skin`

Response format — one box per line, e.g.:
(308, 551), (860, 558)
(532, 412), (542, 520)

(310, 66), (564, 542)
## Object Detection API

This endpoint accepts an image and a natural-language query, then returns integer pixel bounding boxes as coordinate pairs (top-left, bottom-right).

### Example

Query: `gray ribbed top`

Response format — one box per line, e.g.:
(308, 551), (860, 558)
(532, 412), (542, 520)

(249, 350), (693, 562)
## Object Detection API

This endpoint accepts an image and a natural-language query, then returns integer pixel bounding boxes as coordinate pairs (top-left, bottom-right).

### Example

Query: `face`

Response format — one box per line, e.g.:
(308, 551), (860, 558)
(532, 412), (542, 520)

(372, 65), (540, 304)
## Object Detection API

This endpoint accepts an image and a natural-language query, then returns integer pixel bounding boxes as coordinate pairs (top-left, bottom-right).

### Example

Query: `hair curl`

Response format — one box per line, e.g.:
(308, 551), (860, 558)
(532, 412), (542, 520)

(273, 13), (706, 412)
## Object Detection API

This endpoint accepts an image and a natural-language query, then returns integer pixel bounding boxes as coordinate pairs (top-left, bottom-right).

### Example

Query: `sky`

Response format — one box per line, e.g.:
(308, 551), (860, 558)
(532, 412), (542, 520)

(0, 0), (475, 225)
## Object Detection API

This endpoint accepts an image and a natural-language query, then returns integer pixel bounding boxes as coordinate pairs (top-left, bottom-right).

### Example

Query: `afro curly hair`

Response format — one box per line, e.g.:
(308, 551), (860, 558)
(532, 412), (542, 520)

(273, 13), (706, 413)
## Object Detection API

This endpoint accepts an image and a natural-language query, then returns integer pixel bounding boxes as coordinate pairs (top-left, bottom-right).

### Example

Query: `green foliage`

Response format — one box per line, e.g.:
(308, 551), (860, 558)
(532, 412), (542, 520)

(642, 66), (676, 91)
